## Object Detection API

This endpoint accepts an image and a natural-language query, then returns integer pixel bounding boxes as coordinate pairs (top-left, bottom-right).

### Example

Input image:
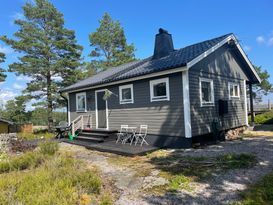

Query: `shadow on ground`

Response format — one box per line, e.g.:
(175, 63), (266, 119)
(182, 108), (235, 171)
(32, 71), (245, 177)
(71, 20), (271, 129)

(144, 136), (273, 205)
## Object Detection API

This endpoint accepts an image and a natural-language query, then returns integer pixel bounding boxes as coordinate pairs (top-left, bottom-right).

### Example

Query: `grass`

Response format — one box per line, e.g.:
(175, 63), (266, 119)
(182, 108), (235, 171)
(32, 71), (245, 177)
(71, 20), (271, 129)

(0, 142), (113, 205)
(17, 132), (55, 140)
(235, 171), (273, 205)
(249, 110), (273, 124)
(148, 152), (257, 193)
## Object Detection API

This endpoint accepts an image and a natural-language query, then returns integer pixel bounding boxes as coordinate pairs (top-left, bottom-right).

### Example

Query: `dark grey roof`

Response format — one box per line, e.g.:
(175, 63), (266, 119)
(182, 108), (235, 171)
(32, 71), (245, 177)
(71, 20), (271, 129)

(0, 118), (14, 125)
(62, 33), (232, 92)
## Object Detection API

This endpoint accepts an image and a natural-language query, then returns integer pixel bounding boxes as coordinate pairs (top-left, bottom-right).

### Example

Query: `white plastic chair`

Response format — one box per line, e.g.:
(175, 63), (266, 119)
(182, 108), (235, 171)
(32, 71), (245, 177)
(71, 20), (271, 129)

(134, 125), (149, 146)
(116, 125), (128, 143)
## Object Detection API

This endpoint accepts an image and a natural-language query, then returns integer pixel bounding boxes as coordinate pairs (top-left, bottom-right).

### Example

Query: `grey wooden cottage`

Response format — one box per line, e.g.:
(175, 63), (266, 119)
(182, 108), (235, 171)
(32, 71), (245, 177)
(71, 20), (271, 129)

(61, 29), (260, 148)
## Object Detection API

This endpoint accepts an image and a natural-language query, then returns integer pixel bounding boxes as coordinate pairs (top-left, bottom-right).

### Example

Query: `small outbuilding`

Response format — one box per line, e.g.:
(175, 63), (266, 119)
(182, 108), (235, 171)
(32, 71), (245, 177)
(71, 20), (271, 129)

(0, 118), (14, 133)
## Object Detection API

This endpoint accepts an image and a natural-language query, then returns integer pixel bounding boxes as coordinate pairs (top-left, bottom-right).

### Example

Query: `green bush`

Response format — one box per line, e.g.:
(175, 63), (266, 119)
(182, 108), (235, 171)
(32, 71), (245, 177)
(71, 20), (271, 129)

(39, 140), (59, 156)
(0, 152), (44, 173)
(17, 132), (55, 140)
(0, 155), (102, 205)
(250, 110), (273, 124)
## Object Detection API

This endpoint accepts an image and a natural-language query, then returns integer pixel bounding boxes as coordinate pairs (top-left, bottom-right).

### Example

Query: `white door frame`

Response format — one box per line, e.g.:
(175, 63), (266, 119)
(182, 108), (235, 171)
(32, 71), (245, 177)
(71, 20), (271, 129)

(95, 89), (109, 130)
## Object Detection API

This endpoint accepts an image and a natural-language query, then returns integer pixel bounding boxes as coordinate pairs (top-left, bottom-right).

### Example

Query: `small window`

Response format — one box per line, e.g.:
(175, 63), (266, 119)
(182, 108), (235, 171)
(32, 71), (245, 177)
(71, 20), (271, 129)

(229, 82), (240, 98)
(76, 92), (87, 112)
(200, 78), (214, 106)
(119, 84), (134, 104)
(150, 78), (170, 102)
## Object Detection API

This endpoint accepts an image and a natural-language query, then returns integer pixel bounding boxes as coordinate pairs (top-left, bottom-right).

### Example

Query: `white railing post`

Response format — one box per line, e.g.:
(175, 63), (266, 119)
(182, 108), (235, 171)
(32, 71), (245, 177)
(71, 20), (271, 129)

(81, 115), (84, 130)
(72, 122), (75, 136)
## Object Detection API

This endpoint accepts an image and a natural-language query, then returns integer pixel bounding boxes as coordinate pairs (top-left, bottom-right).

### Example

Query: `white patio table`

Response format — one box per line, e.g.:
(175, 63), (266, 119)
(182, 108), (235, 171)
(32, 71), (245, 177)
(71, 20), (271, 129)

(122, 126), (137, 144)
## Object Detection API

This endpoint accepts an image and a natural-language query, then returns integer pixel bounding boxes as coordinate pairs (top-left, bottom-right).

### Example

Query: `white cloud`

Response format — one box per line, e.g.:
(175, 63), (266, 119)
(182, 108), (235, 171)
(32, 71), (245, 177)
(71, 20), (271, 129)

(52, 76), (63, 81)
(0, 45), (13, 55)
(256, 36), (265, 44)
(243, 45), (251, 52)
(16, 75), (32, 82)
(13, 83), (24, 90)
(0, 89), (18, 106)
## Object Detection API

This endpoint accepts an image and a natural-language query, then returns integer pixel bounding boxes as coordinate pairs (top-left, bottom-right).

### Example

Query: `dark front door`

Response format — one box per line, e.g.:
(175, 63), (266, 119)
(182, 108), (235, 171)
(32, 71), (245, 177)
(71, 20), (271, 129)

(96, 90), (108, 129)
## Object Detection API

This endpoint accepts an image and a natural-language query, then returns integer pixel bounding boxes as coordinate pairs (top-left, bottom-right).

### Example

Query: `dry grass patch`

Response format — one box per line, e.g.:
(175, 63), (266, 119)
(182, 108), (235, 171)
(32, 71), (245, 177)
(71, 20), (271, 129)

(242, 130), (273, 138)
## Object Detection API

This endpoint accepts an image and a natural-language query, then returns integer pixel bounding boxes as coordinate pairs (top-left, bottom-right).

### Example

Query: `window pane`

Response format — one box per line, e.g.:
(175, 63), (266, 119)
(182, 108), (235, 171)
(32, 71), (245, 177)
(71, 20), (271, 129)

(201, 81), (211, 102)
(230, 86), (234, 97)
(154, 82), (167, 97)
(77, 95), (85, 110)
(234, 85), (239, 96)
(122, 88), (132, 100)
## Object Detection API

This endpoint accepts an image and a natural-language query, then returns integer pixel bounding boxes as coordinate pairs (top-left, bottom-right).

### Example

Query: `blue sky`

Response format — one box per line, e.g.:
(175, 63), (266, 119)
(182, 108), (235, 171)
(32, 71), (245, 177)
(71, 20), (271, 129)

(0, 0), (273, 109)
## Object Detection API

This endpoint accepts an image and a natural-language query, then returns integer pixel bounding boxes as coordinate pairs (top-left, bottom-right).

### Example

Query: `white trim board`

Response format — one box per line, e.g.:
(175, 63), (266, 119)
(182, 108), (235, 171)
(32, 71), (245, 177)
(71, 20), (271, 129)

(187, 34), (261, 83)
(243, 80), (249, 126)
(67, 94), (71, 125)
(95, 89), (109, 130)
(182, 71), (192, 138)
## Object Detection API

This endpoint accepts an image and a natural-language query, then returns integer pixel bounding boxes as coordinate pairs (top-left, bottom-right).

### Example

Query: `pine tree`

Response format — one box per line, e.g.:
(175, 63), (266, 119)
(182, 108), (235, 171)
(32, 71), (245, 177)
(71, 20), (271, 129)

(1, 0), (83, 130)
(0, 52), (6, 82)
(89, 13), (135, 72)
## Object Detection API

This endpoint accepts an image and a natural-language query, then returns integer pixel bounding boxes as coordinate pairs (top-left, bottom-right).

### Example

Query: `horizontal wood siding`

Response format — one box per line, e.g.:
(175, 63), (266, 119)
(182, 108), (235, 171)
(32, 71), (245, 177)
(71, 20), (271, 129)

(189, 44), (247, 136)
(69, 73), (185, 137)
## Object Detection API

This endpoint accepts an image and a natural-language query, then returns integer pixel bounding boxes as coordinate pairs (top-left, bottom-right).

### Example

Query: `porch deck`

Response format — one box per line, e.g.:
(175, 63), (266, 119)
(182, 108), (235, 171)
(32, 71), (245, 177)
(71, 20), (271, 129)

(61, 137), (159, 156)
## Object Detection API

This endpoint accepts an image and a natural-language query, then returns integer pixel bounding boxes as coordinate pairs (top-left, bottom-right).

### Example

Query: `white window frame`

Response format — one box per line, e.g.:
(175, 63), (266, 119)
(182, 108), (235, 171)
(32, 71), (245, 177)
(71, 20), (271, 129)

(149, 77), (170, 102)
(199, 78), (214, 107)
(228, 82), (240, 99)
(119, 84), (134, 104)
(76, 92), (87, 112)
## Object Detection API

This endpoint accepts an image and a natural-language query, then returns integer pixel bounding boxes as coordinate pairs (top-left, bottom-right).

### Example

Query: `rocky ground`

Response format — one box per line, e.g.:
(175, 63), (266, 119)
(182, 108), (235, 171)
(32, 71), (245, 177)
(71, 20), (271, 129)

(60, 135), (273, 205)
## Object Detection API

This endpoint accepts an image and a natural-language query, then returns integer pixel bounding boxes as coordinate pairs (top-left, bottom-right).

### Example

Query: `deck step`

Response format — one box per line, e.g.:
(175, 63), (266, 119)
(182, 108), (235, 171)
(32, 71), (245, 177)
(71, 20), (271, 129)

(75, 135), (104, 143)
(80, 131), (109, 138)
(81, 129), (118, 134)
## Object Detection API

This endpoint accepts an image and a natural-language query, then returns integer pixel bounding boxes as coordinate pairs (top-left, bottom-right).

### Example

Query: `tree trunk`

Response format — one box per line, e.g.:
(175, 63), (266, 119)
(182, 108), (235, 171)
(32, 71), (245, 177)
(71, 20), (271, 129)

(47, 73), (54, 132)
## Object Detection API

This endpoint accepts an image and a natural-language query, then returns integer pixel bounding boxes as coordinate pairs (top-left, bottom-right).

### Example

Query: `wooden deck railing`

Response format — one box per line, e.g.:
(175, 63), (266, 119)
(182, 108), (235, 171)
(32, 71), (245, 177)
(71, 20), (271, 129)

(71, 114), (92, 135)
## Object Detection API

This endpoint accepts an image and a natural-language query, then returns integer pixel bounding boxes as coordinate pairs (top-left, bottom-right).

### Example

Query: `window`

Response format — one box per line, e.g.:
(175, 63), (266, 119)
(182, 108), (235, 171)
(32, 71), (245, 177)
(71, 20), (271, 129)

(150, 78), (170, 102)
(229, 82), (240, 98)
(76, 92), (86, 112)
(119, 84), (134, 104)
(200, 78), (214, 106)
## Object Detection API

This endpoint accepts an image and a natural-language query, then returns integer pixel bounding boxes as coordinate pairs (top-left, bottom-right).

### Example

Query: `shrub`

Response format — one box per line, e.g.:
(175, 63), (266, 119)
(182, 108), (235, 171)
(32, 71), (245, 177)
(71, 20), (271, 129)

(39, 140), (59, 156)
(0, 152), (44, 173)
(250, 110), (273, 124)
(0, 155), (102, 205)
(17, 132), (55, 140)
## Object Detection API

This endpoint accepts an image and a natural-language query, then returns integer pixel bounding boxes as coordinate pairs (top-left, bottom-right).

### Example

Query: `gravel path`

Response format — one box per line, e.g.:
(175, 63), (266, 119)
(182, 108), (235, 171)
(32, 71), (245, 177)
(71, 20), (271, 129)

(60, 136), (273, 205)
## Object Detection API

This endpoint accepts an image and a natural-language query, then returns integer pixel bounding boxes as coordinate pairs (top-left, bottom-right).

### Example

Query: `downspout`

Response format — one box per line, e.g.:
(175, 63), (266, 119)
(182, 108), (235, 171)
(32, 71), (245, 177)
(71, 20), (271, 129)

(60, 92), (69, 123)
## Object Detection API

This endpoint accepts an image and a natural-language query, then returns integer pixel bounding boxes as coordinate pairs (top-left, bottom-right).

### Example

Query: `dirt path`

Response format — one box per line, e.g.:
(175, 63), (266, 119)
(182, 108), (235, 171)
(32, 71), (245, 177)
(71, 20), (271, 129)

(60, 136), (273, 205)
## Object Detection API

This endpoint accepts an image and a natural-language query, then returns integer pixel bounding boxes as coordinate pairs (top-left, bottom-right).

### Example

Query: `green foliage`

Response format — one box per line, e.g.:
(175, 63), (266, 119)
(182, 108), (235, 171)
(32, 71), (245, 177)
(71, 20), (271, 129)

(168, 174), (192, 192)
(18, 132), (55, 140)
(0, 0), (83, 130)
(0, 95), (30, 124)
(217, 153), (257, 169)
(31, 107), (66, 126)
(250, 110), (273, 124)
(0, 154), (102, 205)
(236, 172), (273, 205)
(0, 52), (6, 82)
(253, 66), (273, 102)
(89, 12), (135, 72)
(39, 140), (59, 155)
(0, 151), (44, 173)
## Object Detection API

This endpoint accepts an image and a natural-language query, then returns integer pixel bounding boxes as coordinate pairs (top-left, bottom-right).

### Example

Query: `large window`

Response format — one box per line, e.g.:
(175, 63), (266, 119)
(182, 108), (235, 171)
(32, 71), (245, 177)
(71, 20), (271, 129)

(119, 84), (134, 104)
(229, 82), (240, 98)
(150, 78), (170, 102)
(76, 92), (87, 112)
(200, 78), (214, 106)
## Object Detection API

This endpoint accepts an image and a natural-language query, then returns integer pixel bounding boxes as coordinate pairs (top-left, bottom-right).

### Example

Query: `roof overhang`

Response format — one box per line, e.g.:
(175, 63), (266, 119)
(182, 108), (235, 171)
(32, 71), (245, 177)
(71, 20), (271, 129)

(62, 66), (188, 94)
(186, 34), (261, 84)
